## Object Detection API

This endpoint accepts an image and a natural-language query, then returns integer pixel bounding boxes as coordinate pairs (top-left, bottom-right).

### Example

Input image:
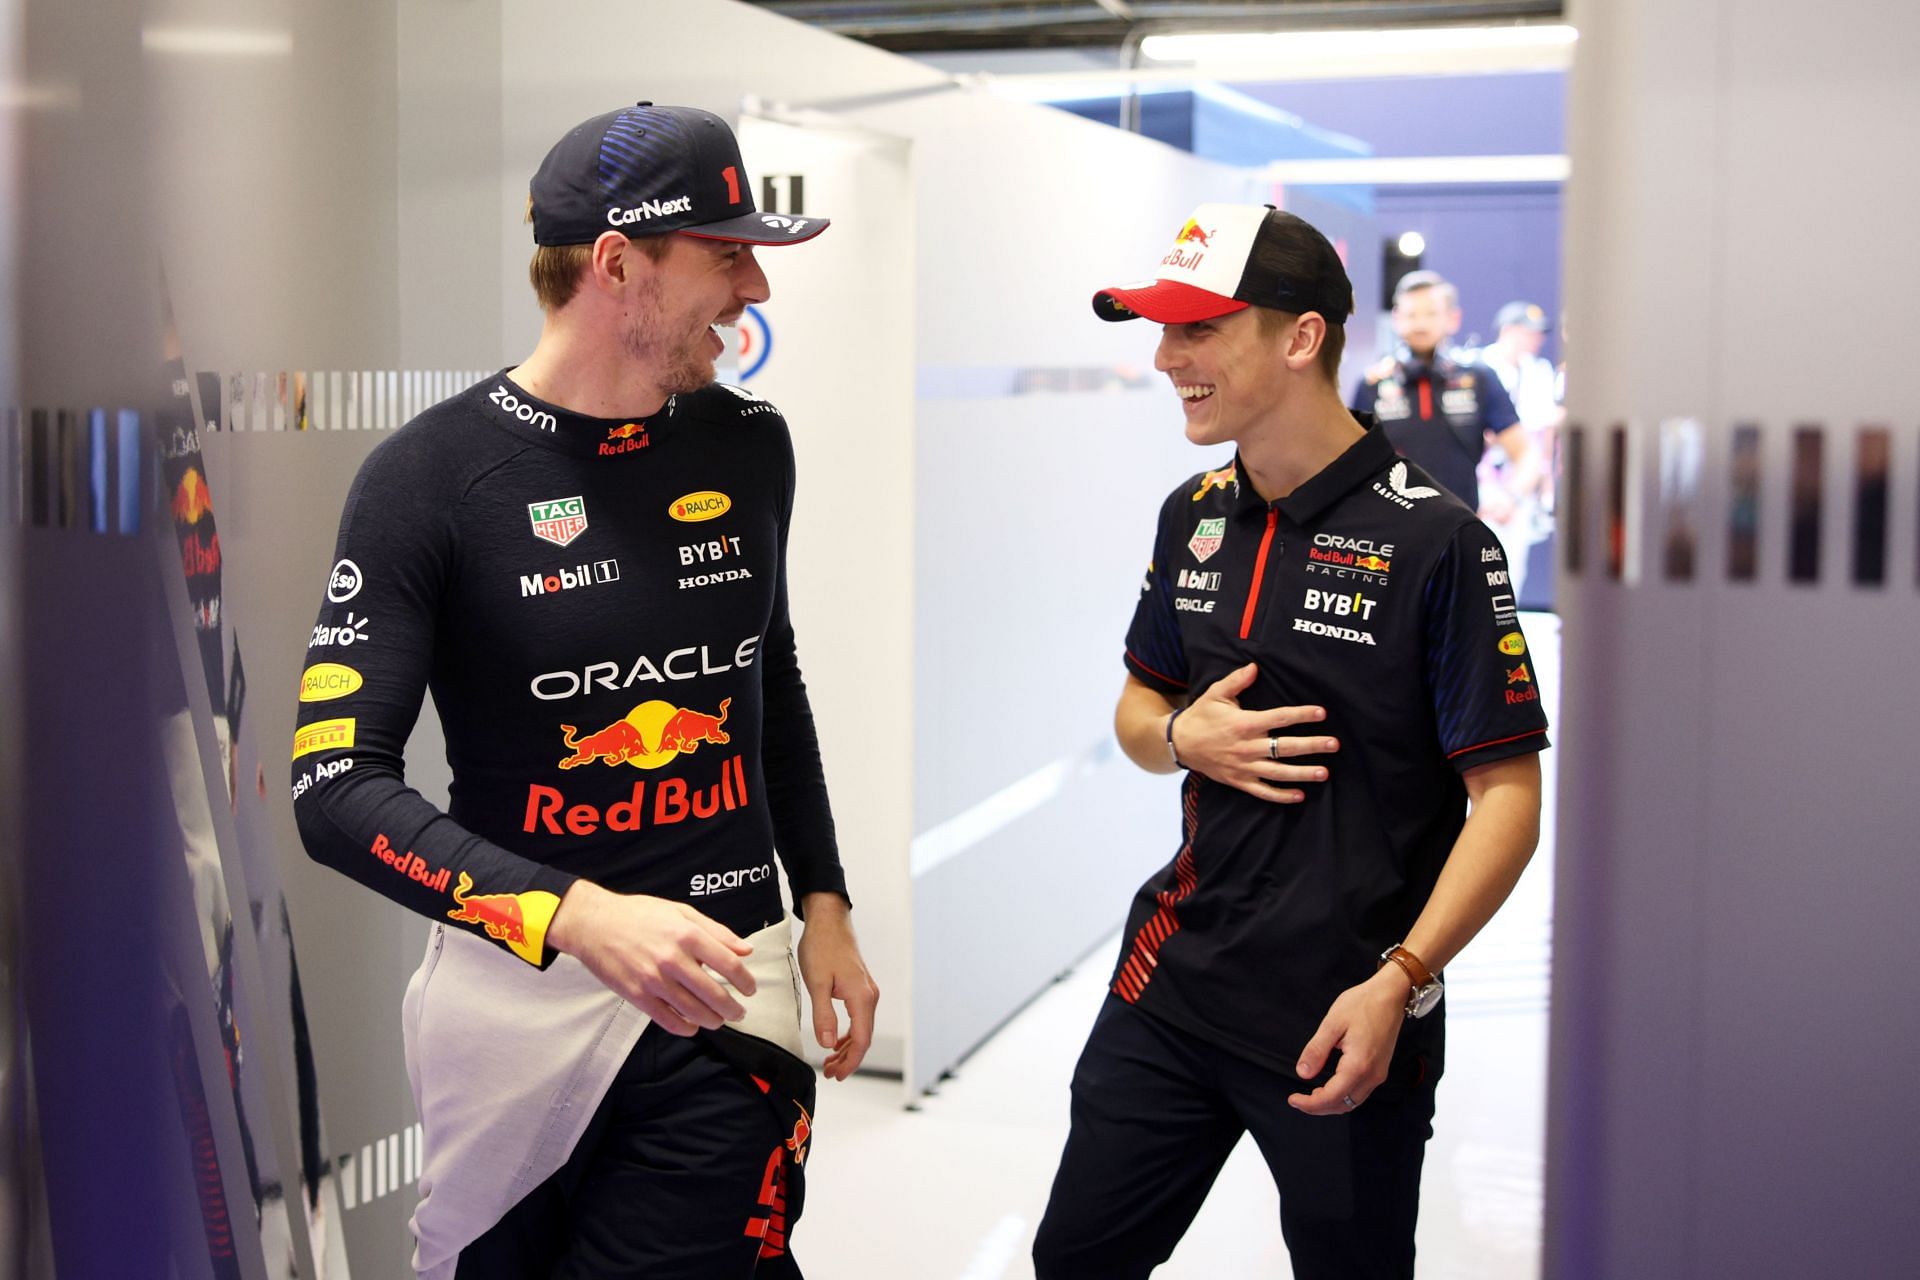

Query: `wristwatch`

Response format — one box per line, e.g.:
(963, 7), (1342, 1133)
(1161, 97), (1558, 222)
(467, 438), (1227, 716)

(1380, 945), (1444, 1019)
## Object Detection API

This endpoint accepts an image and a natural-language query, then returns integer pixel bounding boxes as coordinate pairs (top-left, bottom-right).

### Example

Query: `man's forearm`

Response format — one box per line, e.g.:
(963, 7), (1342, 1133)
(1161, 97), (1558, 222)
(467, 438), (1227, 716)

(1399, 757), (1542, 974)
(1115, 678), (1183, 774)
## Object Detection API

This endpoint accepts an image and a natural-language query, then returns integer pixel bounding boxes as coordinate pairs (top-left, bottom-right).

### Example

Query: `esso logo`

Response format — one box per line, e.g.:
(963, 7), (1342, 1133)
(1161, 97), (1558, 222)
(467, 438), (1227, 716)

(327, 559), (363, 603)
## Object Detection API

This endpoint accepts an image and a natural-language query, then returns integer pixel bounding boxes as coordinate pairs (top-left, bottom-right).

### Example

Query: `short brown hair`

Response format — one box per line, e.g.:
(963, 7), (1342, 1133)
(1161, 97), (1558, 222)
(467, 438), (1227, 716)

(525, 195), (670, 312)
(1257, 306), (1346, 384)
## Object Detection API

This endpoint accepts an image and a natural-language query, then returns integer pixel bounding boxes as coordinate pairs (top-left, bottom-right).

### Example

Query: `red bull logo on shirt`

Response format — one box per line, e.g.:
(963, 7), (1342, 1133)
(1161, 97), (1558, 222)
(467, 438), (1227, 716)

(369, 832), (451, 894)
(557, 699), (731, 770)
(523, 754), (750, 837)
(445, 871), (560, 965)
(601, 422), (650, 457)
(1191, 464), (1237, 502)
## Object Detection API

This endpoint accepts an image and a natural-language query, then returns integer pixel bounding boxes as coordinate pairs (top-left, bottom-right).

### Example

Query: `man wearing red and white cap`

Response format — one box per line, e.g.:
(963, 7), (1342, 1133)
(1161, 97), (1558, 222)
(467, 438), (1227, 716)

(1033, 204), (1547, 1279)
(294, 103), (876, 1277)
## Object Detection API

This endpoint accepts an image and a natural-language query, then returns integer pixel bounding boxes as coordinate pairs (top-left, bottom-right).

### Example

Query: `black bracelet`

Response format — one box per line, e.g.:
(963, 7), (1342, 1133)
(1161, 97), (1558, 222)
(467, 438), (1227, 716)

(1165, 706), (1188, 770)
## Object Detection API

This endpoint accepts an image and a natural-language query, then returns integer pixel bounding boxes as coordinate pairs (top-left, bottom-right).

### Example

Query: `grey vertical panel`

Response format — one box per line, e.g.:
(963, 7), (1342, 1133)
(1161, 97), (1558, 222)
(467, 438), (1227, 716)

(204, 430), (441, 1278)
(1549, 1), (1920, 1275)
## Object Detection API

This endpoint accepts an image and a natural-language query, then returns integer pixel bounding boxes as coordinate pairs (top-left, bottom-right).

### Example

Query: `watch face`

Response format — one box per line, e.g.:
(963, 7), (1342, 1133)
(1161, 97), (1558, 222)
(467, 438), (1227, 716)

(1409, 982), (1444, 1018)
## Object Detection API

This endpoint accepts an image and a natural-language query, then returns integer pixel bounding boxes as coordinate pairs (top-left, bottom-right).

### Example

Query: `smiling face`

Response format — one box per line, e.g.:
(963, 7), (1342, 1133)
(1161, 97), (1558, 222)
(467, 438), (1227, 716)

(620, 233), (770, 395)
(1154, 306), (1297, 449)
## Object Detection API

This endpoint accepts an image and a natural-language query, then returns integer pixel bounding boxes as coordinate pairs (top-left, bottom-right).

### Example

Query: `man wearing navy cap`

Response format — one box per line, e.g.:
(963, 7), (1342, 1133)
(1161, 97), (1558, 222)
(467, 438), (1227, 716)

(1032, 205), (1547, 1279)
(292, 103), (875, 1278)
(1475, 301), (1563, 601)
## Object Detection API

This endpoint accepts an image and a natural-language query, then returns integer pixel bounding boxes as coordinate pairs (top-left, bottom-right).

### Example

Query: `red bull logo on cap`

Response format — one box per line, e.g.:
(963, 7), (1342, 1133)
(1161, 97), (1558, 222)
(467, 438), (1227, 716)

(445, 871), (560, 965)
(557, 699), (731, 771)
(1175, 219), (1213, 248)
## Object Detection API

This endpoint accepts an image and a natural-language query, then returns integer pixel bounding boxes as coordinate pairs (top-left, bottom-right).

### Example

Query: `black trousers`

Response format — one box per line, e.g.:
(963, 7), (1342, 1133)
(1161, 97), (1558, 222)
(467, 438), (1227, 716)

(1033, 996), (1440, 1280)
(454, 1024), (807, 1280)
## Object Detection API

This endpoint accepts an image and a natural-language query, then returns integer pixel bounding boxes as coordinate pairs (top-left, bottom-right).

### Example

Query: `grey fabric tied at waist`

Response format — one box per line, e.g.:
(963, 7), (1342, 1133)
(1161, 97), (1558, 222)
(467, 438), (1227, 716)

(402, 914), (806, 1280)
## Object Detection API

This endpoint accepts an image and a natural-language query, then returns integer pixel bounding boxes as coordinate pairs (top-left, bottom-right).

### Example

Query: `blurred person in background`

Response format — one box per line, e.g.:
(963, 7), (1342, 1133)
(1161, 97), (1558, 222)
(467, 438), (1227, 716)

(1471, 301), (1563, 600)
(1352, 271), (1525, 519)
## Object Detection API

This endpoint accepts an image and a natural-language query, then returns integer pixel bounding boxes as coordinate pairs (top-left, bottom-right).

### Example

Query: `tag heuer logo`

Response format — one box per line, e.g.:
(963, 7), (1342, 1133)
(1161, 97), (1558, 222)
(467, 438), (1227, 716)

(1188, 517), (1226, 563)
(529, 496), (588, 547)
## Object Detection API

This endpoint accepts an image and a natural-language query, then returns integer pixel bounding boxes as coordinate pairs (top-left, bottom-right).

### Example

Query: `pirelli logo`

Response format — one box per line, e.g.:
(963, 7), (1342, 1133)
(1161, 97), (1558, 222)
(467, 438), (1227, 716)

(293, 718), (356, 760)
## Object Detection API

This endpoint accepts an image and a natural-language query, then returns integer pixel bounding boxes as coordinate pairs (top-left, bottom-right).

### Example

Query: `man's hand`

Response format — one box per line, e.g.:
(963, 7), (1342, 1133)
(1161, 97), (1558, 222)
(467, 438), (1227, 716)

(1365, 354), (1397, 385)
(796, 893), (879, 1081)
(1287, 965), (1411, 1115)
(547, 881), (756, 1037)
(1171, 663), (1339, 803)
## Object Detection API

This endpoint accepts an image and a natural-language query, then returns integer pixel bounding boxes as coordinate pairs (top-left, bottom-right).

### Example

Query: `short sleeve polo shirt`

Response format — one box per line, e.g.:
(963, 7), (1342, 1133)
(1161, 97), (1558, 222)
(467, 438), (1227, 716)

(1352, 355), (1518, 509)
(1116, 416), (1549, 1075)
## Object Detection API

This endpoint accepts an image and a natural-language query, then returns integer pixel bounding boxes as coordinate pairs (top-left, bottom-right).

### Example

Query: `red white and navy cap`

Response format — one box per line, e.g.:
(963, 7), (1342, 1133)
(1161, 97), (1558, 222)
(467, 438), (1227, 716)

(1093, 203), (1353, 325)
(530, 102), (829, 248)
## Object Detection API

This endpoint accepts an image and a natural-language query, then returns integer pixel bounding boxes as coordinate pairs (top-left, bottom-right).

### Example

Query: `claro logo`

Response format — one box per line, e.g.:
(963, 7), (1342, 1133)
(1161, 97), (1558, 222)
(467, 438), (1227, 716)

(489, 384), (557, 432)
(669, 491), (731, 522)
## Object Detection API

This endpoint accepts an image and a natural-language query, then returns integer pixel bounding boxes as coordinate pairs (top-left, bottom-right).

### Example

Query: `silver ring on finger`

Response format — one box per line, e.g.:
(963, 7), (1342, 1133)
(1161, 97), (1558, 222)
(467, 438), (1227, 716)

(1343, 1094), (1358, 1111)
(1268, 733), (1281, 761)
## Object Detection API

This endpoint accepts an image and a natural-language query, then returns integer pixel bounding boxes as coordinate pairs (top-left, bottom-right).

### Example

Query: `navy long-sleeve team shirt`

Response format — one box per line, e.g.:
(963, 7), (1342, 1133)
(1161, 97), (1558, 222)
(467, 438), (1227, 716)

(1118, 417), (1548, 1075)
(291, 374), (845, 968)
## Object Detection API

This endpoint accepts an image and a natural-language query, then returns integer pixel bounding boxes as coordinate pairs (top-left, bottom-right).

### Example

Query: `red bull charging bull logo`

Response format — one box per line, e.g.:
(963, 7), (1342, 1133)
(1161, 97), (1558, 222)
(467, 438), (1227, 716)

(1191, 463), (1237, 502)
(445, 871), (560, 965)
(1162, 219), (1215, 271)
(602, 421), (650, 457)
(558, 699), (731, 771)
(784, 1101), (812, 1166)
(173, 466), (214, 525)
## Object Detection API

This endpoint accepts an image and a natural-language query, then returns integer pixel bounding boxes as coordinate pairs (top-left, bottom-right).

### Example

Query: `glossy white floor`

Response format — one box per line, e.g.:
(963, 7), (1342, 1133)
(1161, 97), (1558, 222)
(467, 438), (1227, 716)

(798, 614), (1561, 1280)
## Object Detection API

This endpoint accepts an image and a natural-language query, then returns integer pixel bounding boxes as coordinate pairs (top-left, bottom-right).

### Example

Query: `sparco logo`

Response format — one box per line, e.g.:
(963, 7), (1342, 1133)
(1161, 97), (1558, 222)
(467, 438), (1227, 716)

(691, 863), (772, 896)
(490, 384), (557, 432)
(607, 196), (693, 226)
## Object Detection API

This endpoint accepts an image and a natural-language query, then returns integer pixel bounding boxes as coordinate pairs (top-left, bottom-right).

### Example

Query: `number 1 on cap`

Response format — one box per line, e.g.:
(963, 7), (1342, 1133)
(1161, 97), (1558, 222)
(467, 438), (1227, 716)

(722, 166), (740, 204)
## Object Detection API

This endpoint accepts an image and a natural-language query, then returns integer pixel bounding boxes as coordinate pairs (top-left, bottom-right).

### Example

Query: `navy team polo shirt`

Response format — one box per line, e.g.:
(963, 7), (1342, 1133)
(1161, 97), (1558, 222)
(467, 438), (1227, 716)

(1117, 416), (1549, 1076)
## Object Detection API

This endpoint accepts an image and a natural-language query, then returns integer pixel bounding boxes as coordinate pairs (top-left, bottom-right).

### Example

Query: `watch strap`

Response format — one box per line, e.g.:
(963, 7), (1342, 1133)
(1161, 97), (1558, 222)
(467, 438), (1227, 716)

(1383, 944), (1435, 992)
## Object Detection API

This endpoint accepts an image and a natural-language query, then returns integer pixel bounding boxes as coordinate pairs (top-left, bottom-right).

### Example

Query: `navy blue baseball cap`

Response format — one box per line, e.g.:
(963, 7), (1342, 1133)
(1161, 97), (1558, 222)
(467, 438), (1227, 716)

(529, 102), (829, 247)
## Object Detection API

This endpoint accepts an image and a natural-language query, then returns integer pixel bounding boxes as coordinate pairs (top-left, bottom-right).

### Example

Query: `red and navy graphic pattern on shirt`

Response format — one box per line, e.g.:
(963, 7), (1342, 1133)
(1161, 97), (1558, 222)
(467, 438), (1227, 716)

(1117, 415), (1548, 1075)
